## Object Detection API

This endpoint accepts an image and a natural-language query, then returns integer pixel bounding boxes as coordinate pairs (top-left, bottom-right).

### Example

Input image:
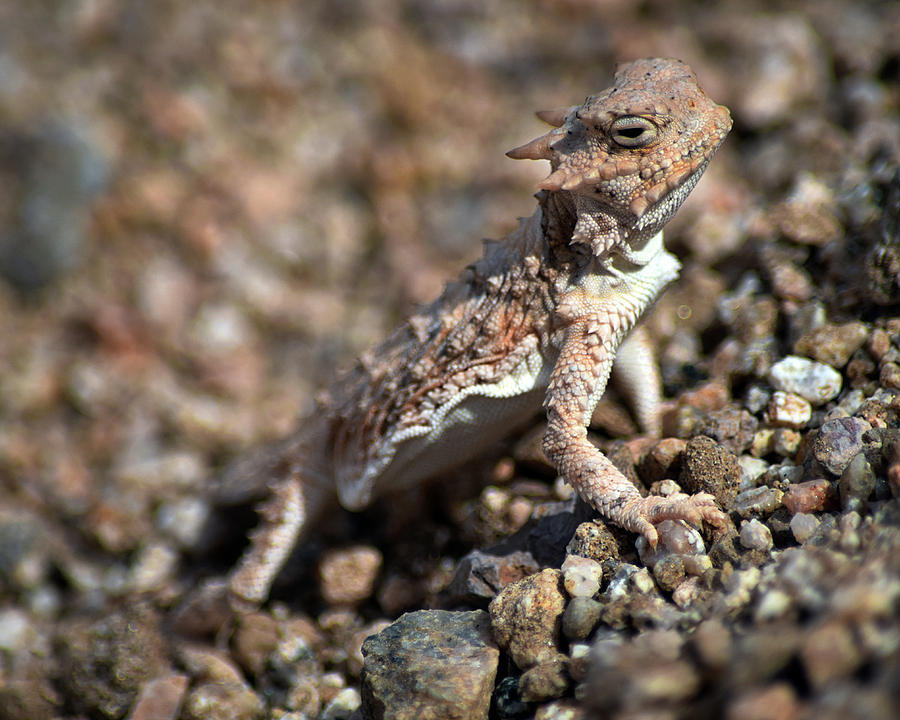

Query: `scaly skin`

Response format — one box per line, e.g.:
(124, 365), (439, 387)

(220, 58), (733, 607)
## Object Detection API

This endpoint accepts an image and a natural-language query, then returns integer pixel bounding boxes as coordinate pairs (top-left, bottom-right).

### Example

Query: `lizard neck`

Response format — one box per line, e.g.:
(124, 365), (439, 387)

(538, 188), (664, 262)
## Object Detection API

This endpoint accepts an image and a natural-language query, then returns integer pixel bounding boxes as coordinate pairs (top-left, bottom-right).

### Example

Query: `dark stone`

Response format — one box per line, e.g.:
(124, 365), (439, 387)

(446, 549), (540, 604)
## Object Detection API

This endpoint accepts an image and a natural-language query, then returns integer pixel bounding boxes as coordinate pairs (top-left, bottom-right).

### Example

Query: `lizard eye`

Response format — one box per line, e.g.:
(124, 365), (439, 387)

(610, 116), (657, 148)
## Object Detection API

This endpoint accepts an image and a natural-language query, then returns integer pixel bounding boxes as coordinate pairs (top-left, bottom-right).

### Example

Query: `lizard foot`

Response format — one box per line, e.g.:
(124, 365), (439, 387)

(622, 492), (731, 547)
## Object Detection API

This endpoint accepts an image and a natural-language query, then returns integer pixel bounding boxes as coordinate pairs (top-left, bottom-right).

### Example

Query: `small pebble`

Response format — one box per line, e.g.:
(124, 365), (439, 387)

(671, 576), (704, 608)
(128, 542), (178, 593)
(782, 479), (836, 514)
(726, 683), (798, 720)
(631, 568), (656, 595)
(754, 589), (792, 622)
(744, 384), (772, 414)
(534, 700), (585, 720)
(800, 621), (862, 688)
(768, 355), (842, 405)
(838, 453), (875, 512)
(318, 546), (382, 605)
(562, 597), (603, 640)
(767, 391), (811, 428)
(0, 608), (35, 654)
(750, 428), (776, 457)
(320, 687), (361, 720)
(518, 653), (569, 702)
(733, 486), (784, 517)
(793, 321), (868, 368)
(812, 417), (872, 476)
(568, 642), (592, 682)
(738, 455), (769, 489)
(740, 519), (774, 551)
(652, 555), (686, 592)
(561, 555), (602, 598)
(773, 428), (802, 456)
(789, 513), (820, 543)
(156, 497), (211, 549)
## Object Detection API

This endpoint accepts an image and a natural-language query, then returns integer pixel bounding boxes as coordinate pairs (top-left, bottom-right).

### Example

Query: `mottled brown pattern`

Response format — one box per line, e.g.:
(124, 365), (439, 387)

(225, 58), (733, 606)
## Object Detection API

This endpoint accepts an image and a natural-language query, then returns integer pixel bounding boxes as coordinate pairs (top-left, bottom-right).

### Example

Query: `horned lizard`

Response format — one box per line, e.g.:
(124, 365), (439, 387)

(218, 57), (734, 606)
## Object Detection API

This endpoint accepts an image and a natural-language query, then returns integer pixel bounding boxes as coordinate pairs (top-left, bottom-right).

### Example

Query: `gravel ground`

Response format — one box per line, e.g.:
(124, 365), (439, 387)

(0, 1), (898, 719)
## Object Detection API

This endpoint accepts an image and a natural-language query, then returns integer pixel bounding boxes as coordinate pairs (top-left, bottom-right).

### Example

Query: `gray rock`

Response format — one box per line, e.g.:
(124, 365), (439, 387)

(838, 453), (876, 512)
(811, 417), (872, 476)
(562, 597), (603, 641)
(739, 519), (774, 551)
(0, 120), (109, 290)
(733, 486), (784, 517)
(695, 407), (759, 454)
(446, 549), (539, 604)
(361, 610), (498, 720)
(56, 604), (168, 719)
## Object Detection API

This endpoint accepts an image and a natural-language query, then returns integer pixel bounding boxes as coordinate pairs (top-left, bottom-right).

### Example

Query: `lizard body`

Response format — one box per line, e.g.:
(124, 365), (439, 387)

(222, 58), (733, 606)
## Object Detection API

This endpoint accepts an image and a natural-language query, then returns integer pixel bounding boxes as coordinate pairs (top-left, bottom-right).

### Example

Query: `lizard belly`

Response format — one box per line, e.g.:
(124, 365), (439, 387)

(336, 347), (554, 510)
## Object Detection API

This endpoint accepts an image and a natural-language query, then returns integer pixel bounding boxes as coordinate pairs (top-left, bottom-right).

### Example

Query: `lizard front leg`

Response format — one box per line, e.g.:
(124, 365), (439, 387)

(542, 292), (727, 547)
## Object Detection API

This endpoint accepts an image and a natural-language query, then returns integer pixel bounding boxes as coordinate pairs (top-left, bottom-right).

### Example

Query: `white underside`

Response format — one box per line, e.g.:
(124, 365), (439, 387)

(337, 346), (554, 510)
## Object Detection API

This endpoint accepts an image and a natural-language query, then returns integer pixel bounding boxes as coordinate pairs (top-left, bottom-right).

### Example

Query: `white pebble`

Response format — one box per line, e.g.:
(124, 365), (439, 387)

(768, 355), (842, 405)
(561, 555), (603, 598)
(739, 518), (773, 551)
(767, 391), (812, 428)
(790, 513), (820, 543)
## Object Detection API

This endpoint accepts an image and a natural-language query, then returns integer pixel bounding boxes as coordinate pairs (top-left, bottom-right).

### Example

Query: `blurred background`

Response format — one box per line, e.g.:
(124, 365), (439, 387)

(0, 0), (898, 715)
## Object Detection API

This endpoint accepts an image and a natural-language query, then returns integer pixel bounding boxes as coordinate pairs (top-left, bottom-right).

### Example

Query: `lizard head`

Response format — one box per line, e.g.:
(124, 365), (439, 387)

(508, 58), (732, 256)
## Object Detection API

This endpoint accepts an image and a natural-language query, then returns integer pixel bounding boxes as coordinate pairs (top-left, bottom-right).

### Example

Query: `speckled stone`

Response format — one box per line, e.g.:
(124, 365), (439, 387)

(565, 521), (621, 582)
(652, 555), (687, 592)
(811, 417), (872, 476)
(518, 652), (569, 702)
(680, 436), (742, 508)
(489, 569), (566, 670)
(56, 604), (168, 719)
(361, 610), (498, 720)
